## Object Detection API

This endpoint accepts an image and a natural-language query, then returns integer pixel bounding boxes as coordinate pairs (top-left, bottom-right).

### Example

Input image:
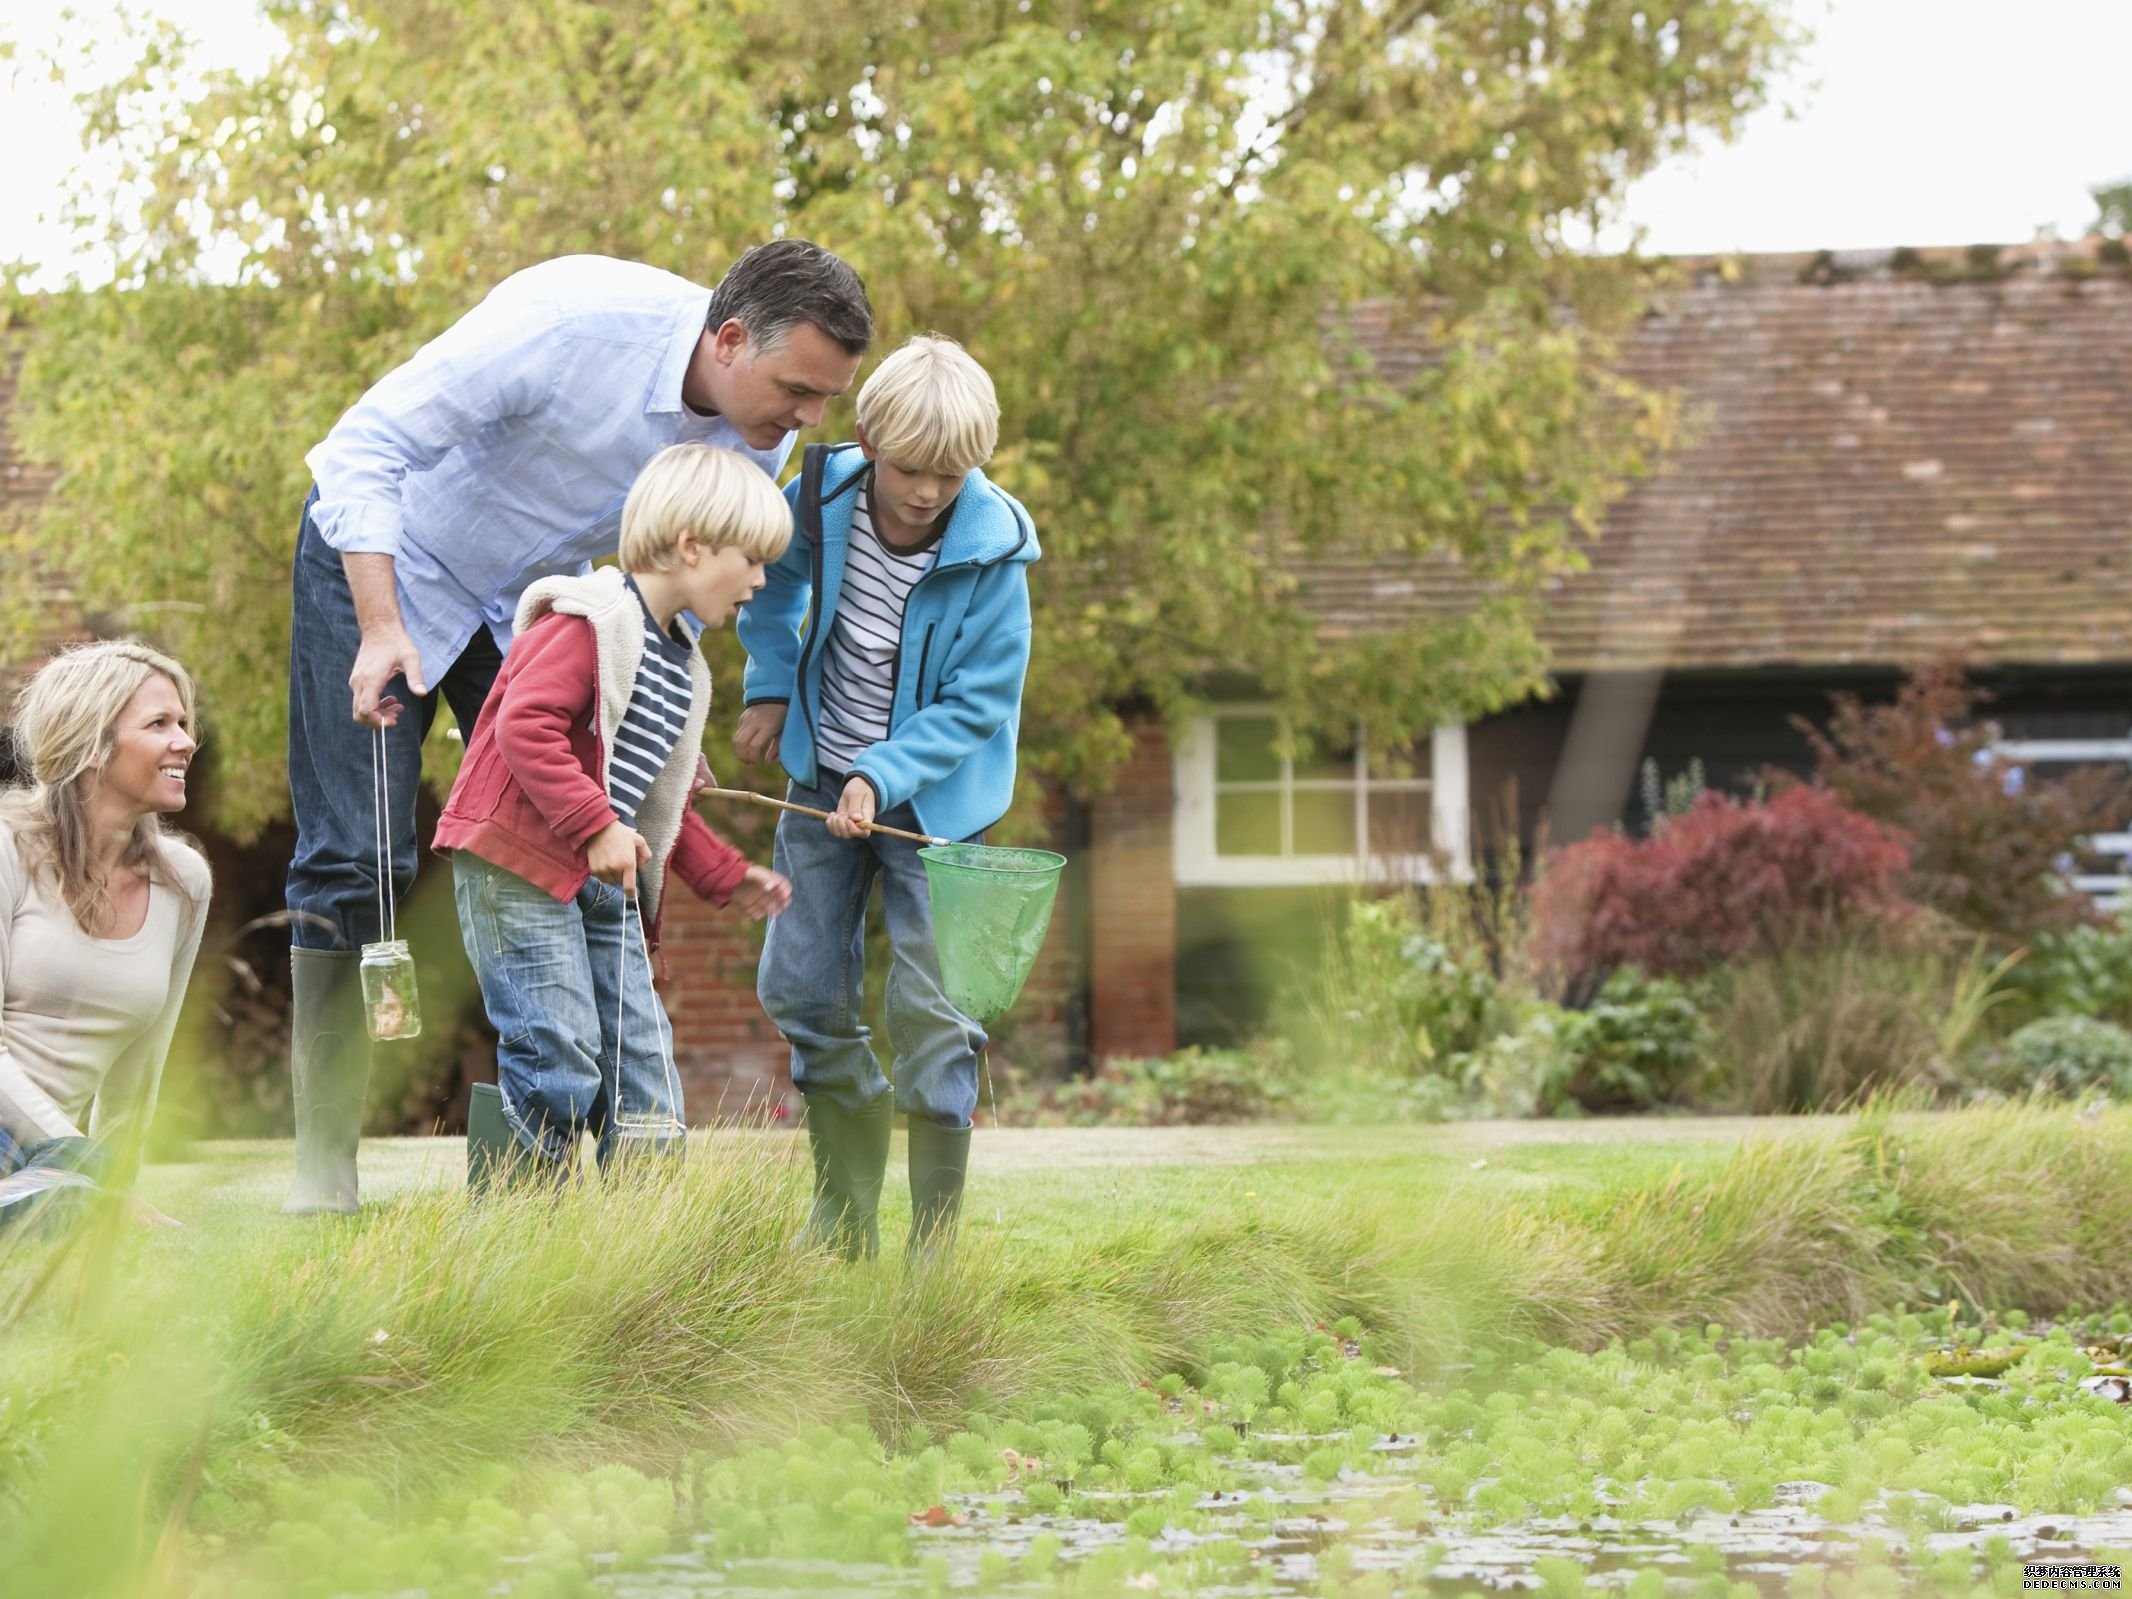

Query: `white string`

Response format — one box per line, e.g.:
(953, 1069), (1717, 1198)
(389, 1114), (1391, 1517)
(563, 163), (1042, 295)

(613, 894), (626, 1114)
(611, 884), (685, 1138)
(369, 725), (396, 945)
(382, 727), (395, 943)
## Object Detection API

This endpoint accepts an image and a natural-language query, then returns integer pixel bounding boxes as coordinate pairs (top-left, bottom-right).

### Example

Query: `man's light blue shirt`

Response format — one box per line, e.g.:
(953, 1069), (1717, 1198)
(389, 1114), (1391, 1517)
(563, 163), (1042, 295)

(304, 254), (793, 686)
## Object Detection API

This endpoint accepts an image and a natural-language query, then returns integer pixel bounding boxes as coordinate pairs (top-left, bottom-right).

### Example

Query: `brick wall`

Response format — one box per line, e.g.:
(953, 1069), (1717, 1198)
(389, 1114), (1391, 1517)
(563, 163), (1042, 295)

(993, 788), (1086, 1076)
(652, 894), (795, 1120)
(1086, 714), (1177, 1059)
(651, 785), (1097, 1114)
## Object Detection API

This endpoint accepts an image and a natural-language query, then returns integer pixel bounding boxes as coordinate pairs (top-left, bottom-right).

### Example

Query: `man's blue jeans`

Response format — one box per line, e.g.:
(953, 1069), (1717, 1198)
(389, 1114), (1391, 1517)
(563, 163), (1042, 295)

(451, 852), (685, 1168)
(286, 489), (504, 950)
(756, 778), (987, 1128)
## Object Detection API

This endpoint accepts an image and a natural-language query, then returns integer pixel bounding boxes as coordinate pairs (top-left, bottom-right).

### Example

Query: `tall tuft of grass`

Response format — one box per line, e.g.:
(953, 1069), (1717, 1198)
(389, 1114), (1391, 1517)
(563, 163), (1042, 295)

(1507, 1131), (1892, 1347)
(216, 1135), (837, 1477)
(1883, 1097), (2132, 1313)
(1693, 935), (1976, 1111)
(1283, 839), (1543, 1091)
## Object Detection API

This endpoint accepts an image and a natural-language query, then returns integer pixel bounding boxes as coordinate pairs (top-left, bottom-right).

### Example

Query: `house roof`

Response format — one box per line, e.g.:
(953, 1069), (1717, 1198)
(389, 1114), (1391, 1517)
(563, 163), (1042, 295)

(1296, 240), (2132, 673)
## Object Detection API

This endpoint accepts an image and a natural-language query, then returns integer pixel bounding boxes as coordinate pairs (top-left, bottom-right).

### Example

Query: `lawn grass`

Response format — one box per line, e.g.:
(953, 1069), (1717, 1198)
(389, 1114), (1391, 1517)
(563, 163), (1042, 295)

(138, 1117), (1776, 1258)
(5, 1104), (2130, 1596)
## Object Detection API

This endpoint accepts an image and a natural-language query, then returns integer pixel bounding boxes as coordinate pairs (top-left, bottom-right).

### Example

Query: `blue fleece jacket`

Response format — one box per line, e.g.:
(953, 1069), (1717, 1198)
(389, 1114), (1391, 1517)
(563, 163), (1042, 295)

(737, 443), (1039, 841)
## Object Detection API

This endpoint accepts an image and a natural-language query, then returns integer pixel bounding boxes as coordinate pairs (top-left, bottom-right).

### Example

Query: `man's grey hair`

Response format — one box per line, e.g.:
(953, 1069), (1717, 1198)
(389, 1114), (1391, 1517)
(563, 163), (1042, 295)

(705, 239), (873, 356)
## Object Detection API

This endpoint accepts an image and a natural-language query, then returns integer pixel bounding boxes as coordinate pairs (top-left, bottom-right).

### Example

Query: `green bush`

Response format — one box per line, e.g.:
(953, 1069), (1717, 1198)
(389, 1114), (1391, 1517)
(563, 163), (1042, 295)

(1689, 933), (2021, 1112)
(1458, 1008), (1575, 1117)
(1991, 1016), (2132, 1099)
(1555, 969), (1713, 1112)
(2005, 915), (2132, 1030)
(1320, 896), (1501, 1067)
(1003, 1047), (1297, 1126)
(1458, 970), (1709, 1117)
(1285, 888), (1534, 1081)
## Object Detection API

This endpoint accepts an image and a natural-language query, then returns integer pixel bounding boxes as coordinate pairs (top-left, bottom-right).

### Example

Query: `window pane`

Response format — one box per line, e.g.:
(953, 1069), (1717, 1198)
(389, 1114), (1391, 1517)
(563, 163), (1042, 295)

(1366, 788), (1433, 859)
(1292, 789), (1359, 855)
(1215, 715), (1282, 782)
(1215, 791), (1282, 856)
(1292, 736), (1357, 783)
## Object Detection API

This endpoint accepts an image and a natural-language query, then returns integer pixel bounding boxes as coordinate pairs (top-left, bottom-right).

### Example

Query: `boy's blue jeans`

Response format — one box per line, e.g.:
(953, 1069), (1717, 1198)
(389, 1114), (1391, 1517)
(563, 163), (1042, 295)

(451, 851), (684, 1168)
(756, 778), (987, 1128)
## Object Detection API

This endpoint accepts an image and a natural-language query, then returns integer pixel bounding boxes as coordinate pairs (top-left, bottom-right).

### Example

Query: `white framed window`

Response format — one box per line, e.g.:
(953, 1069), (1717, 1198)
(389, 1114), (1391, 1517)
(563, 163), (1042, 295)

(1173, 708), (1470, 887)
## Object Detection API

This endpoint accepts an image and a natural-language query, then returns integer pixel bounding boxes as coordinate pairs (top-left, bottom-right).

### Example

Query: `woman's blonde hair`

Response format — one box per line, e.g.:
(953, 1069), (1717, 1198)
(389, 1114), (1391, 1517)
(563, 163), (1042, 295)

(855, 335), (999, 476)
(2, 639), (202, 931)
(618, 443), (794, 571)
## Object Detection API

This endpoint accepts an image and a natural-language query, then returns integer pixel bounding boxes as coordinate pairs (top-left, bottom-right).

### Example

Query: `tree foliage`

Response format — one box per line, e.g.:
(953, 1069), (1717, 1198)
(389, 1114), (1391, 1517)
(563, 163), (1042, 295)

(5, 0), (1797, 838)
(2095, 175), (2132, 238)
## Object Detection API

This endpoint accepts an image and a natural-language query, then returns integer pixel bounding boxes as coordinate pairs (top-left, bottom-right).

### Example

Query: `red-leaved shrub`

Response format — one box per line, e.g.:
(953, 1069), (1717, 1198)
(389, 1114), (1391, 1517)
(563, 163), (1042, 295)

(1532, 786), (1913, 984)
(1798, 661), (2131, 944)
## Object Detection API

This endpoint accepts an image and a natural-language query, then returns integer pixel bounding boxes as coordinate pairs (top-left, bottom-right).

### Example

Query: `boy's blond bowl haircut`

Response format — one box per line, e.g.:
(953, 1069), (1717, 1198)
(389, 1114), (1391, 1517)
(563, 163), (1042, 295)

(619, 443), (795, 572)
(856, 335), (1000, 476)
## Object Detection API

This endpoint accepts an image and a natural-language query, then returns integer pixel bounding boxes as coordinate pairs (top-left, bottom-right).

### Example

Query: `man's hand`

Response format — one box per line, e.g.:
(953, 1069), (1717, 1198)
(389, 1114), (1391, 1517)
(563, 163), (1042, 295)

(350, 622), (427, 728)
(342, 552), (426, 726)
(732, 703), (787, 767)
(827, 776), (877, 840)
(730, 863), (793, 920)
(586, 821), (652, 895)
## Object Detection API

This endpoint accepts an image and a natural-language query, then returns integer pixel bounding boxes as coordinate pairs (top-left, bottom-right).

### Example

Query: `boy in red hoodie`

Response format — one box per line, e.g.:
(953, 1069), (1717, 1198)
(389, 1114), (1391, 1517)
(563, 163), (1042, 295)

(435, 443), (793, 1181)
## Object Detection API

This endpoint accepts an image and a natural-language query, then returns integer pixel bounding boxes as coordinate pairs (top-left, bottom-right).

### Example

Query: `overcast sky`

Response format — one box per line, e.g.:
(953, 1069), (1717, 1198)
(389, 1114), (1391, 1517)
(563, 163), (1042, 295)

(3, 0), (2127, 286)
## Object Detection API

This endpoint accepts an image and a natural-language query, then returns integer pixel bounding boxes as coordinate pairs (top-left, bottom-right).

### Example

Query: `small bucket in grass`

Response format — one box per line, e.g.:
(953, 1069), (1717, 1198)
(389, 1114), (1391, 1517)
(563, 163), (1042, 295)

(919, 844), (1066, 1025)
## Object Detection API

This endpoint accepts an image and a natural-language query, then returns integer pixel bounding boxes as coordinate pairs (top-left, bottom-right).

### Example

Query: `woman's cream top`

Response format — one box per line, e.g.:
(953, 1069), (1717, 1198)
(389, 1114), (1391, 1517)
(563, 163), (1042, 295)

(0, 826), (211, 1151)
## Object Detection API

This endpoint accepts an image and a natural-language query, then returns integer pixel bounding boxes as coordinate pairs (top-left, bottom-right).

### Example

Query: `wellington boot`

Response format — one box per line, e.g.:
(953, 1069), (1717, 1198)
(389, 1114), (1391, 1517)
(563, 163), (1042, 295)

(904, 1117), (971, 1265)
(802, 1095), (893, 1260)
(282, 949), (372, 1215)
(466, 1082), (518, 1197)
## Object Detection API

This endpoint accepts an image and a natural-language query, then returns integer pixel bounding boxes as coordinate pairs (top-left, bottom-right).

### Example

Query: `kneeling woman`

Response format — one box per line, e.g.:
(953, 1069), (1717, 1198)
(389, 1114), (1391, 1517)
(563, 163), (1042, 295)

(0, 642), (212, 1220)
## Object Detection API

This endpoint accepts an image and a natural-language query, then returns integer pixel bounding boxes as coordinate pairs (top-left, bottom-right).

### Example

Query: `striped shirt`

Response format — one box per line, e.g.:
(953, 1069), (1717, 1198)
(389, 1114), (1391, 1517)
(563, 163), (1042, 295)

(608, 578), (697, 831)
(815, 486), (939, 775)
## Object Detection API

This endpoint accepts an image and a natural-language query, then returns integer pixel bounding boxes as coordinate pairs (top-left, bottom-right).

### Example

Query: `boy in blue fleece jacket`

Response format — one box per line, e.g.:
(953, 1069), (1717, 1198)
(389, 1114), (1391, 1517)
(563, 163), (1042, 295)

(732, 336), (1037, 1260)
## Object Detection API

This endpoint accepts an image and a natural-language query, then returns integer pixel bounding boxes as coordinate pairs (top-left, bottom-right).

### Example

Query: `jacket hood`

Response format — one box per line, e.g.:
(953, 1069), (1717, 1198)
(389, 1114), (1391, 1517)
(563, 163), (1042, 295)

(813, 444), (1040, 570)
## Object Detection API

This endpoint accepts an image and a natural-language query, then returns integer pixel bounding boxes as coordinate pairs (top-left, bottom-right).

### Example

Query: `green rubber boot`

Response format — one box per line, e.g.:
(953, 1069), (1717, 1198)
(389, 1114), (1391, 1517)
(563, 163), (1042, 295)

(905, 1117), (972, 1265)
(282, 949), (372, 1215)
(466, 1082), (516, 1196)
(802, 1095), (893, 1260)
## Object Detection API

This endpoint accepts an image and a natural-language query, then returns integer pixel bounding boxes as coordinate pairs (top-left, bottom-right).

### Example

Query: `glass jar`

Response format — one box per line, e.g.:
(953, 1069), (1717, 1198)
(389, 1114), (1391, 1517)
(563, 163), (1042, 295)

(360, 939), (423, 1042)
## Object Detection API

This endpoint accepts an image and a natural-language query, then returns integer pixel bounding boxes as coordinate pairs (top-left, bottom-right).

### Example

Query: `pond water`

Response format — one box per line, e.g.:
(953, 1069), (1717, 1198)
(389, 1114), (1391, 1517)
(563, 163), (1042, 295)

(593, 1315), (2132, 1596)
(599, 1460), (2132, 1594)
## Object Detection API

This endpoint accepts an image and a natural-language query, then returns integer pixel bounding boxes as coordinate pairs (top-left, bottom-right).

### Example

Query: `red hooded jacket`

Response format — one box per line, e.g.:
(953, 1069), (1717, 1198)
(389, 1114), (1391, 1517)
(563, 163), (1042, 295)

(433, 573), (750, 949)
